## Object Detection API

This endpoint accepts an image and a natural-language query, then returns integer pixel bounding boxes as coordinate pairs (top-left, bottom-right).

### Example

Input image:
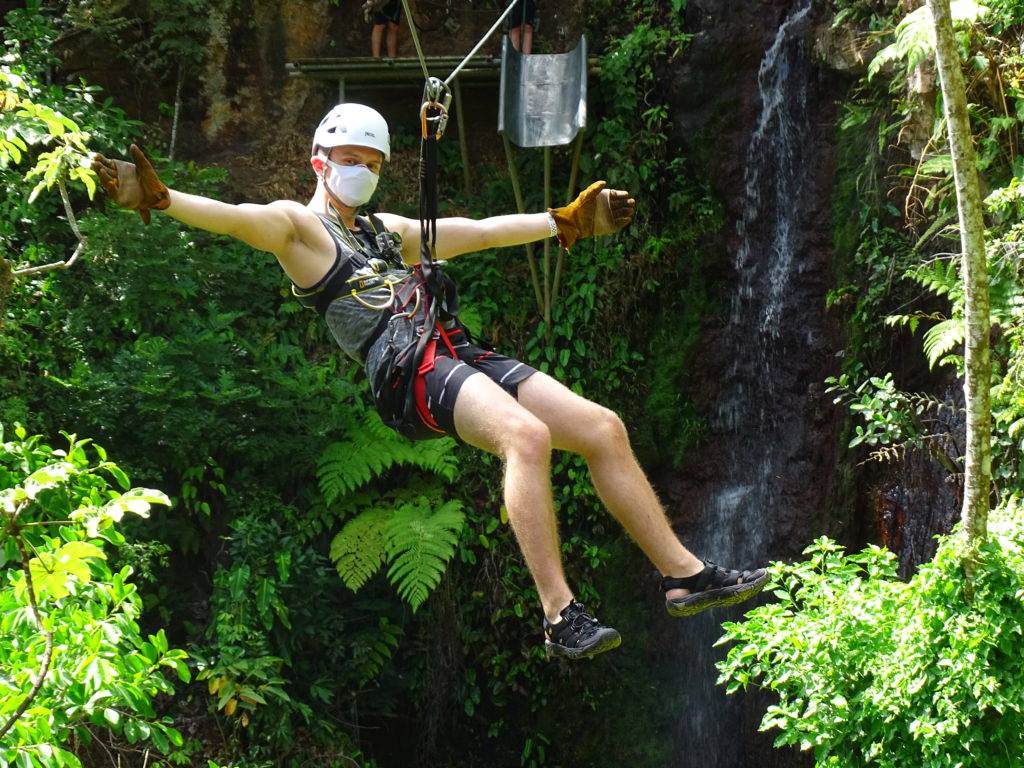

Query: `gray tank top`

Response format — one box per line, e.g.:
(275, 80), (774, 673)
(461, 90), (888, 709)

(296, 215), (415, 364)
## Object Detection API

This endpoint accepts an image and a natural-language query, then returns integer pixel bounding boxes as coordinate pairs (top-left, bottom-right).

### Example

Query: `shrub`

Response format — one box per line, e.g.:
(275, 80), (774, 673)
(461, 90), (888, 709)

(717, 500), (1024, 767)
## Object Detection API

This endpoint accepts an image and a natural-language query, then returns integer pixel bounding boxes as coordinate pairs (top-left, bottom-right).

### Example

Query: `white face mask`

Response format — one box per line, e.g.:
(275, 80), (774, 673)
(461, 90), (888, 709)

(323, 159), (379, 207)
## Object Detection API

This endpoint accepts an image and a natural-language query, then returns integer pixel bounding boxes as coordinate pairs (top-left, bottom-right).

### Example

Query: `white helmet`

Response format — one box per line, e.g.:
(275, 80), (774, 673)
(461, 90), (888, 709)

(311, 103), (390, 162)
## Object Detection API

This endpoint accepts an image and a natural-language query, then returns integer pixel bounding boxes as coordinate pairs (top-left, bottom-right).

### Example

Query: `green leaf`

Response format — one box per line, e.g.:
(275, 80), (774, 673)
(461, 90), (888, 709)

(330, 506), (389, 591)
(23, 461), (77, 498)
(922, 318), (964, 369)
(385, 498), (465, 610)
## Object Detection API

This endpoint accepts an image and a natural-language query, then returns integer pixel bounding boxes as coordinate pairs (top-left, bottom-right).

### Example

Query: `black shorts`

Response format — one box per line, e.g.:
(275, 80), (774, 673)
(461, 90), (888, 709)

(418, 326), (536, 438)
(373, 0), (401, 25)
(508, 0), (536, 28)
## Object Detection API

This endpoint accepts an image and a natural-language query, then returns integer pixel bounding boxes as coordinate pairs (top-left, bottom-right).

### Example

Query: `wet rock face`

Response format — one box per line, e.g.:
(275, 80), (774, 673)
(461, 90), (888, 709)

(664, 0), (849, 560)
(659, 1), (850, 766)
(864, 382), (963, 577)
(200, 0), (331, 149)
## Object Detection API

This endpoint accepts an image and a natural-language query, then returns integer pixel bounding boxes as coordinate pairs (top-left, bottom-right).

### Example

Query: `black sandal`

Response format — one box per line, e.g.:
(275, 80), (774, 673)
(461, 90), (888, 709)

(662, 559), (768, 617)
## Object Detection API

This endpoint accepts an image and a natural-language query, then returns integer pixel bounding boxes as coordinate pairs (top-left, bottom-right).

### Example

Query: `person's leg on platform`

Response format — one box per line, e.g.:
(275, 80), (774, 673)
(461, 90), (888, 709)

(509, 25), (522, 51)
(522, 23), (533, 54)
(386, 21), (399, 57)
(371, 24), (385, 57)
(517, 372), (766, 611)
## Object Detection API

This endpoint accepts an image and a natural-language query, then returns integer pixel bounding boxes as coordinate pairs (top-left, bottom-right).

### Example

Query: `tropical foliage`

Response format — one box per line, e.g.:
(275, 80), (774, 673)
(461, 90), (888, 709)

(720, 0), (1024, 762)
(0, 425), (187, 768)
(1, 1), (713, 765)
(718, 500), (1024, 767)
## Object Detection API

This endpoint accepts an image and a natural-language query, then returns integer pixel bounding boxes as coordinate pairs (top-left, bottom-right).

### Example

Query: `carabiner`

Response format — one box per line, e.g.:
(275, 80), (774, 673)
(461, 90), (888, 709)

(420, 77), (452, 140)
(351, 279), (397, 310)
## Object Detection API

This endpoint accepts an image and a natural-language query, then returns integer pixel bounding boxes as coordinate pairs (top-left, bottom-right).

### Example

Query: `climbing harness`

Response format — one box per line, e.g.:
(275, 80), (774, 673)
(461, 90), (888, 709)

(291, 213), (408, 317)
(358, 4), (523, 439)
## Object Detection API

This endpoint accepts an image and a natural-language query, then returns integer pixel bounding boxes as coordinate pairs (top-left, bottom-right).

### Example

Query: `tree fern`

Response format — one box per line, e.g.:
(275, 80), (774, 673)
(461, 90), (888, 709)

(320, 411), (464, 609)
(328, 489), (465, 610)
(317, 412), (458, 505)
(923, 317), (965, 369)
(384, 498), (464, 611)
(869, 0), (987, 80)
(329, 505), (390, 591)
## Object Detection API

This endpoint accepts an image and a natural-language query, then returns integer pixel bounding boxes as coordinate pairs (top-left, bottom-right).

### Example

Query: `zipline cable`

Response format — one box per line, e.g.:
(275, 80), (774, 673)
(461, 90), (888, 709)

(399, 0), (521, 87)
(397, 0), (524, 394)
(443, 0), (520, 86)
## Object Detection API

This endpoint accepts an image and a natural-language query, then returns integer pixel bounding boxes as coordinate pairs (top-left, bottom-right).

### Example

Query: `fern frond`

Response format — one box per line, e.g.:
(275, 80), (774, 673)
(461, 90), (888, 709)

(922, 318), (964, 369)
(907, 392), (963, 419)
(406, 438), (460, 482)
(317, 438), (376, 504)
(885, 311), (946, 335)
(317, 414), (460, 505)
(329, 506), (390, 591)
(351, 617), (403, 686)
(910, 258), (960, 298)
(917, 154), (953, 177)
(863, 443), (906, 465)
(385, 498), (465, 611)
(869, 0), (987, 80)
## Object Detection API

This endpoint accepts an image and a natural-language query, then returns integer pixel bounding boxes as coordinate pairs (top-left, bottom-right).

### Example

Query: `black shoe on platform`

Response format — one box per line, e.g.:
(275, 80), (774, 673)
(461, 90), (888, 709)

(663, 560), (769, 617)
(543, 600), (621, 660)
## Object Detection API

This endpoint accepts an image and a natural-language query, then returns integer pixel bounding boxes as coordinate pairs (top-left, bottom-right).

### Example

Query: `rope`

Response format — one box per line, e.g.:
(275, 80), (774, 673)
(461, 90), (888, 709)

(400, 0), (431, 79)
(400, 0), (523, 87)
(400, 0), (524, 383)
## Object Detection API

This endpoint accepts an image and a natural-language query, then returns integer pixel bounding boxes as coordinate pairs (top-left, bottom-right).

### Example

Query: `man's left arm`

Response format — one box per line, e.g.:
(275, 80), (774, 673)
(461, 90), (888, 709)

(377, 181), (635, 264)
(376, 213), (552, 263)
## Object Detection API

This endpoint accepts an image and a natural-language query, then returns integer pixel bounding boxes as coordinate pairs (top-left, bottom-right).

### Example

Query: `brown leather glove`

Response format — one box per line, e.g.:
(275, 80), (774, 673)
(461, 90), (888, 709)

(547, 180), (636, 250)
(91, 144), (170, 225)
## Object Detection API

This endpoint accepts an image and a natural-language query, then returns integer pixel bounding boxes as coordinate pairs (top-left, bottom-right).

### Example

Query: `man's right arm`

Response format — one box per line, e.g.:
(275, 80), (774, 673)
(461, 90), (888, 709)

(92, 144), (319, 259)
(163, 191), (307, 257)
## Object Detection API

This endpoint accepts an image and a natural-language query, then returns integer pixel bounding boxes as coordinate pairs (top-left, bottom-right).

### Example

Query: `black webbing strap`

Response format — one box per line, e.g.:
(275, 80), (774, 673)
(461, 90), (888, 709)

(391, 97), (444, 432)
(418, 108), (441, 298)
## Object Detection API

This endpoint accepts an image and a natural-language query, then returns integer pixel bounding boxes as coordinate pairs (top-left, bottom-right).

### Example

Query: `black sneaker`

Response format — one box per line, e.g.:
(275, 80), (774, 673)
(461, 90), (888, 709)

(543, 600), (621, 660)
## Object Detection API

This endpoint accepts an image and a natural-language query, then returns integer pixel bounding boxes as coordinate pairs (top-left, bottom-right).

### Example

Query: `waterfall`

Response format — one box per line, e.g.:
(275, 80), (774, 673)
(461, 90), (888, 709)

(674, 1), (817, 765)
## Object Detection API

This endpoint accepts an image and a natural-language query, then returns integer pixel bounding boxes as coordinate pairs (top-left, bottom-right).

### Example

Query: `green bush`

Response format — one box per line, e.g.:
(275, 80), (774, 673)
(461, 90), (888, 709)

(717, 500), (1024, 767)
(0, 424), (187, 767)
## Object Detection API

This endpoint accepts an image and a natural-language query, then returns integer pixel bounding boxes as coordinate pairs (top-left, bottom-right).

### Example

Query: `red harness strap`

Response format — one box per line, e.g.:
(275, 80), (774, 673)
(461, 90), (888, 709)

(411, 323), (458, 435)
(413, 336), (444, 434)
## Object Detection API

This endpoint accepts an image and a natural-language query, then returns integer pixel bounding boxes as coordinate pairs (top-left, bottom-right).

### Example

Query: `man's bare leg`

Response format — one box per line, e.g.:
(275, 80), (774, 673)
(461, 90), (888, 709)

(453, 372), (573, 623)
(521, 24), (533, 54)
(386, 22), (399, 57)
(517, 372), (704, 600)
(509, 26), (522, 52)
(371, 24), (385, 58)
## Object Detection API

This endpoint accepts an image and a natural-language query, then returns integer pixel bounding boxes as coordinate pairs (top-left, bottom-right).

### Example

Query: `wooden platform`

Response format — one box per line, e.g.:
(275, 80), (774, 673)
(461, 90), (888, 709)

(285, 54), (599, 193)
(286, 56), (502, 99)
(285, 54), (599, 97)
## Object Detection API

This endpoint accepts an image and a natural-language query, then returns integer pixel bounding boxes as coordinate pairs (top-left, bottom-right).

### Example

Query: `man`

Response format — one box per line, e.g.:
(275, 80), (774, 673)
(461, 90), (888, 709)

(508, 0), (536, 54)
(91, 103), (767, 660)
(369, 0), (402, 58)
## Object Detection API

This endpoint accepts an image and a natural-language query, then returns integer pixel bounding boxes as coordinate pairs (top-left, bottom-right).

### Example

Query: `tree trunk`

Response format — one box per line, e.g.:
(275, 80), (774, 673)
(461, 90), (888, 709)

(169, 64), (183, 161)
(926, 0), (992, 572)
